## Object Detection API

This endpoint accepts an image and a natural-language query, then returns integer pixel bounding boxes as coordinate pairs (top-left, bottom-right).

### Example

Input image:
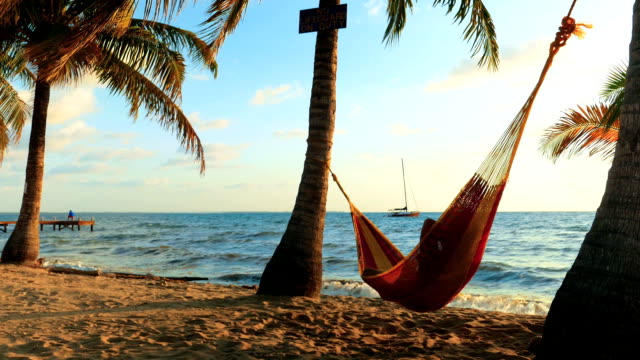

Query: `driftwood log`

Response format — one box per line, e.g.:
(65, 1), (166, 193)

(47, 266), (208, 282)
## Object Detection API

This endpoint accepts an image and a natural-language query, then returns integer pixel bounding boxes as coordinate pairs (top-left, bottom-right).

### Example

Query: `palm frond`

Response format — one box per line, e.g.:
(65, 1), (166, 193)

(1, 46), (36, 87)
(600, 64), (626, 128)
(384, 0), (414, 46)
(95, 56), (205, 173)
(46, 41), (101, 86)
(131, 19), (218, 77)
(0, 115), (9, 164)
(0, 0), (22, 27)
(385, 0), (499, 70)
(0, 75), (30, 157)
(99, 27), (186, 100)
(601, 63), (626, 102)
(34, 0), (135, 83)
(539, 104), (619, 162)
(200, 0), (251, 57)
(141, 0), (191, 21)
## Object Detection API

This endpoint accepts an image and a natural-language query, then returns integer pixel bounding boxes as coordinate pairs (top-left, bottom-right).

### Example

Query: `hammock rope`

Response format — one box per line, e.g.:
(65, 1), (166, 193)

(330, 3), (588, 312)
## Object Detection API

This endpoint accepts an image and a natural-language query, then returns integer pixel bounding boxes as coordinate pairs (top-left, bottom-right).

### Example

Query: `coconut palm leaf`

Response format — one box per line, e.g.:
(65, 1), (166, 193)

(131, 19), (218, 76)
(0, 0), (22, 26)
(140, 0), (191, 21)
(95, 56), (205, 173)
(28, 0), (135, 83)
(99, 27), (187, 100)
(385, 0), (499, 70)
(600, 64), (626, 128)
(539, 104), (619, 162)
(0, 77), (30, 163)
(200, 0), (251, 57)
(0, 51), (30, 164)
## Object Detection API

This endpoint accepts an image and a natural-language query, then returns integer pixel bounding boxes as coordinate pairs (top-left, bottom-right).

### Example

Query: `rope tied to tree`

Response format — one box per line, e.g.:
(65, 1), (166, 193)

(553, 17), (577, 48)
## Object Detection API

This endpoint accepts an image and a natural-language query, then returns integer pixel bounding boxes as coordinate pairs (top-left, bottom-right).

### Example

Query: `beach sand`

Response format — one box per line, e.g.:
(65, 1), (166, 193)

(0, 265), (543, 359)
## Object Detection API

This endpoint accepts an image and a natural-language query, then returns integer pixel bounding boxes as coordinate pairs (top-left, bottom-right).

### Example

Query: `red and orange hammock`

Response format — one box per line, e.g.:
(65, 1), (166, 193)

(331, 8), (589, 312)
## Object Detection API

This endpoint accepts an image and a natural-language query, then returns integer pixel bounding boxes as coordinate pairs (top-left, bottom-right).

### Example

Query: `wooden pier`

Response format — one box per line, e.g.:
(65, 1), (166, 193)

(0, 217), (95, 233)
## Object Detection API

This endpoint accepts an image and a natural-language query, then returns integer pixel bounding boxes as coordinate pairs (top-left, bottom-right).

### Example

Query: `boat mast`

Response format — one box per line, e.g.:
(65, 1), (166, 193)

(401, 159), (408, 211)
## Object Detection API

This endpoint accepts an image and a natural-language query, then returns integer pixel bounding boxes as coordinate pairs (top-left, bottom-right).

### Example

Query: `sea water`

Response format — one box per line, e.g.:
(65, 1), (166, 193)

(0, 211), (594, 315)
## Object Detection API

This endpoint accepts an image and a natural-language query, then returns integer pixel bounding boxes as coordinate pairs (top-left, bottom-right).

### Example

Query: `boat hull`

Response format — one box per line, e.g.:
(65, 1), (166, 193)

(388, 211), (421, 218)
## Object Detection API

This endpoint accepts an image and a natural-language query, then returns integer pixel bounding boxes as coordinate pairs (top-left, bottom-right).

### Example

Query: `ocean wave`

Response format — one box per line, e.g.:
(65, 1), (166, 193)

(214, 273), (262, 284)
(321, 280), (549, 315)
(140, 222), (187, 229)
(450, 293), (549, 315)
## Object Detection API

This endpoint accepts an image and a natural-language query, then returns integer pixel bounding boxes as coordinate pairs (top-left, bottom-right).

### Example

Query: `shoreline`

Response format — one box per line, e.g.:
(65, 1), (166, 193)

(0, 264), (543, 359)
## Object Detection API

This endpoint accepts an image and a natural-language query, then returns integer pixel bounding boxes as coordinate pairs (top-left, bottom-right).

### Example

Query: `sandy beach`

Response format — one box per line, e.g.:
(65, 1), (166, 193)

(0, 265), (543, 359)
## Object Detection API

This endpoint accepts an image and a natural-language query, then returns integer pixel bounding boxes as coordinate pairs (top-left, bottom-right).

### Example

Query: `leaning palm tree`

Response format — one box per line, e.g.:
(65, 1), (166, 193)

(537, 2), (640, 357)
(539, 65), (625, 162)
(195, 0), (498, 297)
(0, 0), (217, 266)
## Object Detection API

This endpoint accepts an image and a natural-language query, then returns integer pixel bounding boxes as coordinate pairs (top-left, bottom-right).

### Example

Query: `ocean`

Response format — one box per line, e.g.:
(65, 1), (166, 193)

(0, 211), (593, 316)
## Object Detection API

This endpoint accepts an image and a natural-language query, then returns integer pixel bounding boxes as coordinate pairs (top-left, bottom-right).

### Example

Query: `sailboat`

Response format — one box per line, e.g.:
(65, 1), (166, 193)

(388, 159), (420, 217)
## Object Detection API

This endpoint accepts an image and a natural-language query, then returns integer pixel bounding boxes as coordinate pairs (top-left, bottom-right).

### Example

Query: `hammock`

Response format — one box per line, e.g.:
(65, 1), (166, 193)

(332, 8), (587, 312)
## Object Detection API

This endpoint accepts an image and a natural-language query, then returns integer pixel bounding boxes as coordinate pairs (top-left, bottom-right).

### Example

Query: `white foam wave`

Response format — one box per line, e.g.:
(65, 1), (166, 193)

(321, 280), (550, 315)
(449, 293), (550, 315)
(42, 259), (99, 272)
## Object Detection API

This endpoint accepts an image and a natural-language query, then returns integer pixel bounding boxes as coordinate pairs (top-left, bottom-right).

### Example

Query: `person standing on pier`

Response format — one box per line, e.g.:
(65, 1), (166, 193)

(67, 210), (75, 221)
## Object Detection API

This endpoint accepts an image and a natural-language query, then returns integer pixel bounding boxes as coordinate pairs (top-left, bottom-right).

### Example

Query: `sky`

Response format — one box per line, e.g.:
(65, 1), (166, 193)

(0, 0), (635, 213)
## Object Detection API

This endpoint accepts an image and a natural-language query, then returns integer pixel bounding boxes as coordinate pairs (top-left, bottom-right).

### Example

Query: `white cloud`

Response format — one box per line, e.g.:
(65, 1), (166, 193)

(48, 121), (99, 150)
(47, 163), (114, 177)
(390, 123), (421, 136)
(189, 112), (230, 131)
(347, 104), (363, 119)
(48, 83), (100, 125)
(205, 143), (249, 165)
(80, 147), (155, 162)
(103, 132), (138, 145)
(424, 41), (548, 94)
(144, 178), (170, 186)
(274, 129), (307, 139)
(161, 143), (249, 170)
(189, 73), (210, 81)
(364, 0), (383, 16)
(250, 84), (304, 106)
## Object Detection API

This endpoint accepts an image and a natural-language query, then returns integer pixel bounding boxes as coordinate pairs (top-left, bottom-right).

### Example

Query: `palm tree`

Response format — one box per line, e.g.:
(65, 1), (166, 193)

(0, 0), (216, 265)
(537, 2), (640, 357)
(539, 65), (625, 162)
(194, 0), (498, 296)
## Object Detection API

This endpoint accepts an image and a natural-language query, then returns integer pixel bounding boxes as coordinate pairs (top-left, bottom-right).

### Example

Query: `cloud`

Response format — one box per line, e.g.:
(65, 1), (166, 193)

(424, 40), (548, 94)
(250, 84), (304, 106)
(347, 104), (363, 119)
(274, 129), (307, 139)
(160, 143), (250, 170)
(189, 73), (210, 81)
(390, 123), (421, 136)
(189, 112), (230, 131)
(47, 163), (114, 177)
(79, 147), (156, 162)
(364, 0), (383, 16)
(48, 85), (100, 125)
(48, 121), (99, 150)
(206, 143), (249, 164)
(103, 132), (138, 145)
(144, 178), (170, 186)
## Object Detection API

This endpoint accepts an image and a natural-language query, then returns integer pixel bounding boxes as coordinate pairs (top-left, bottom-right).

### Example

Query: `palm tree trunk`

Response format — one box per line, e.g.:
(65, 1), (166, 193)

(1, 79), (50, 266)
(258, 0), (339, 297)
(537, 2), (640, 358)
